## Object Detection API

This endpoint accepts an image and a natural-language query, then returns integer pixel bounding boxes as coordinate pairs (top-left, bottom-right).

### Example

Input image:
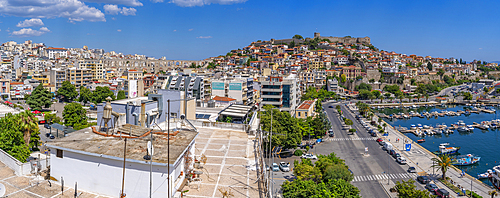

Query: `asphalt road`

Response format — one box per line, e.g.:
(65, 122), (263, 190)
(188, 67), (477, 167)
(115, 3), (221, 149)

(320, 101), (426, 197)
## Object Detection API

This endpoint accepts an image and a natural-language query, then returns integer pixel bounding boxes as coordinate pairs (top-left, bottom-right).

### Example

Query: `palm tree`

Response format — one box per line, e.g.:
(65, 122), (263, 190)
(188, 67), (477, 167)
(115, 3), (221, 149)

(17, 111), (39, 149)
(383, 123), (387, 131)
(370, 94), (376, 103)
(418, 94), (422, 102)
(489, 190), (498, 198)
(425, 93), (429, 102)
(431, 154), (456, 180)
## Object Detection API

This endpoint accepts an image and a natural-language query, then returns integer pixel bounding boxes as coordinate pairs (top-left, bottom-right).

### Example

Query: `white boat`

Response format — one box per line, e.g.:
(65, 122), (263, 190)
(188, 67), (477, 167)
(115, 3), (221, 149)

(423, 125), (430, 129)
(467, 125), (475, 130)
(478, 169), (493, 179)
(417, 124), (423, 129)
(457, 127), (470, 132)
(410, 124), (416, 130)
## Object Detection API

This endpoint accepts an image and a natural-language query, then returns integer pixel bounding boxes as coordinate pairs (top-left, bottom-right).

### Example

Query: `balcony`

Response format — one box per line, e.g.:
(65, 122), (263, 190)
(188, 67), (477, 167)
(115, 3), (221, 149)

(261, 100), (282, 105)
(261, 88), (282, 92)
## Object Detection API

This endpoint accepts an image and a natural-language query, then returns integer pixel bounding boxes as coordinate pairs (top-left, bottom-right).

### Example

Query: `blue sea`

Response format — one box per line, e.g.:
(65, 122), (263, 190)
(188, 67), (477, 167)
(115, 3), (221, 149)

(381, 105), (500, 186)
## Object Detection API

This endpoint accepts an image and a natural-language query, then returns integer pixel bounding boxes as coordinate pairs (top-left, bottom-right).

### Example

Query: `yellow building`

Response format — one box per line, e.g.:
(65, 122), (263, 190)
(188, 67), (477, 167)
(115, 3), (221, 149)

(78, 59), (104, 80)
(295, 100), (316, 119)
(67, 67), (92, 88)
(125, 69), (143, 80)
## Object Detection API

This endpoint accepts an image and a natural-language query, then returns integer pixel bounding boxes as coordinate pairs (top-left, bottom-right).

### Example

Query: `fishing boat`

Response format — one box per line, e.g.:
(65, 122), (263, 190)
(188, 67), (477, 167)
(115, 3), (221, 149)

(478, 169), (494, 179)
(423, 125), (430, 129)
(417, 139), (425, 143)
(452, 154), (480, 166)
(433, 143), (460, 155)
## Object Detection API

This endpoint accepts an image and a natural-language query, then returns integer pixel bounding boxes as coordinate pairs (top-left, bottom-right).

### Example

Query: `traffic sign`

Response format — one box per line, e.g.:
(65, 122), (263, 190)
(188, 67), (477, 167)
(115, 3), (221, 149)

(405, 144), (411, 151)
(365, 147), (368, 152)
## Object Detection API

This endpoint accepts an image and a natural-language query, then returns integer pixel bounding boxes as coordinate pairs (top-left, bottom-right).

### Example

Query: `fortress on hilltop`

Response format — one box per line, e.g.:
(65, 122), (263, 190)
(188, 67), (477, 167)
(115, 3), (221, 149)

(312, 32), (371, 45)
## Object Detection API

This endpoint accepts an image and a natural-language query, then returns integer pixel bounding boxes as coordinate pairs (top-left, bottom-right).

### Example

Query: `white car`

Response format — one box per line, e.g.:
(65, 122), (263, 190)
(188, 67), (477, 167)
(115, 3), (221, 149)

(397, 157), (407, 164)
(279, 162), (290, 172)
(301, 153), (318, 160)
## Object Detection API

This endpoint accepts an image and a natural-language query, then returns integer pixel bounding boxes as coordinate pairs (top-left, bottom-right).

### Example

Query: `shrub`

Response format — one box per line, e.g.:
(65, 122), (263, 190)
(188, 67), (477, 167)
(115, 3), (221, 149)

(294, 149), (303, 156)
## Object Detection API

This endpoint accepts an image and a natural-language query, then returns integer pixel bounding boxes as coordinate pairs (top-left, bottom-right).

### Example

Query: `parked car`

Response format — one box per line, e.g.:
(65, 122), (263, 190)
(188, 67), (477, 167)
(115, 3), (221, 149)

(328, 106), (334, 108)
(407, 167), (417, 173)
(388, 150), (396, 155)
(392, 153), (401, 159)
(301, 153), (318, 160)
(279, 162), (290, 172)
(417, 176), (430, 184)
(299, 144), (314, 149)
(396, 157), (407, 164)
(376, 138), (383, 142)
(370, 132), (377, 137)
(272, 163), (280, 172)
(435, 188), (450, 198)
(425, 183), (438, 193)
(44, 123), (51, 129)
(379, 140), (386, 146)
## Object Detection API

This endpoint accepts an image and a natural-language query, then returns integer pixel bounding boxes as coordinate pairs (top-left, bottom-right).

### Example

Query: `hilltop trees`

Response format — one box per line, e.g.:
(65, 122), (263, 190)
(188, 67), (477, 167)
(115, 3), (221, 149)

(57, 81), (78, 102)
(26, 84), (53, 111)
(78, 86), (92, 105)
(292, 35), (304, 40)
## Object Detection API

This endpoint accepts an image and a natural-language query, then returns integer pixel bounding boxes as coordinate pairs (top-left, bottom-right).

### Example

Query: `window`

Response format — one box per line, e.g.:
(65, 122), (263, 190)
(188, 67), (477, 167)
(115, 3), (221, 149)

(56, 149), (63, 158)
(298, 112), (301, 117)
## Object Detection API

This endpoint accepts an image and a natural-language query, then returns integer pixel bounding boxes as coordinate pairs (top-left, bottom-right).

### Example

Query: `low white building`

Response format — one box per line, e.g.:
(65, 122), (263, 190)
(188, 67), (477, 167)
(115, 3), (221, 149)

(47, 123), (197, 198)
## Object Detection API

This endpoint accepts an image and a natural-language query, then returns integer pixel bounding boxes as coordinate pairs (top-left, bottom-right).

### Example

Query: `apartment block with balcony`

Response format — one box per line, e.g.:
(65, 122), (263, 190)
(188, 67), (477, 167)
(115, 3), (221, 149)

(78, 59), (104, 80)
(50, 68), (67, 90)
(0, 79), (10, 99)
(67, 67), (92, 88)
(260, 74), (300, 115)
(211, 78), (253, 105)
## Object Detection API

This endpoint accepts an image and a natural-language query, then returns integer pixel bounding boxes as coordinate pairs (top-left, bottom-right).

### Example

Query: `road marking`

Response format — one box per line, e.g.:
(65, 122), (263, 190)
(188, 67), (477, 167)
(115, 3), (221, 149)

(353, 173), (418, 182)
(326, 137), (377, 142)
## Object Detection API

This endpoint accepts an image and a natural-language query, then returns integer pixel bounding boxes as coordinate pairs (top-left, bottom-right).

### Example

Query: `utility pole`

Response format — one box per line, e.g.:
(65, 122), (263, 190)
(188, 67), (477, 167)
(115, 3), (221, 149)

(149, 131), (153, 198)
(167, 99), (170, 198)
(268, 109), (272, 198)
(120, 138), (127, 198)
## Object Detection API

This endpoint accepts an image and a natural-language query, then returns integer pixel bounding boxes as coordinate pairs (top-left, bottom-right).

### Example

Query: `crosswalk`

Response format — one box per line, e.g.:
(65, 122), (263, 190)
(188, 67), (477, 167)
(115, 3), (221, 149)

(352, 173), (419, 182)
(325, 137), (378, 141)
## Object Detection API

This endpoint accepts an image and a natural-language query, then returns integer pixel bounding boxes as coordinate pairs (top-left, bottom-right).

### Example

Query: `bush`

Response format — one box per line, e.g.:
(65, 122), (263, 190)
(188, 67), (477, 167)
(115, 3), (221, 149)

(294, 149), (303, 156)
(465, 190), (482, 198)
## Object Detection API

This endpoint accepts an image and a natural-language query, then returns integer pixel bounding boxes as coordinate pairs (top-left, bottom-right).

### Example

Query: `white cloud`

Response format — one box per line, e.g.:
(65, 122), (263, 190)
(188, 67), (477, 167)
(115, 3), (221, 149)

(169, 0), (247, 7)
(117, 29), (122, 32)
(188, 28), (193, 31)
(0, 0), (106, 22)
(151, 0), (163, 2)
(121, 7), (136, 15)
(104, 4), (121, 15)
(104, 4), (136, 15)
(16, 18), (44, 27)
(11, 27), (50, 37)
(173, 29), (177, 32)
(82, 0), (143, 7)
(196, 36), (212, 39)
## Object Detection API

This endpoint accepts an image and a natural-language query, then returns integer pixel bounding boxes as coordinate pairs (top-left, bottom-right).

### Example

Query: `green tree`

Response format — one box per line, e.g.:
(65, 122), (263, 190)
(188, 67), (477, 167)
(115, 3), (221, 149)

(371, 90), (381, 102)
(427, 62), (433, 71)
(369, 78), (375, 83)
(437, 69), (445, 77)
(344, 119), (353, 126)
(395, 179), (431, 198)
(261, 105), (302, 149)
(91, 86), (115, 104)
(431, 154), (456, 180)
(355, 83), (372, 91)
(44, 113), (62, 124)
(292, 34), (304, 40)
(340, 74), (347, 83)
(356, 102), (370, 116)
(358, 89), (373, 100)
(383, 84), (400, 94)
(57, 81), (78, 102)
(463, 92), (473, 100)
(63, 103), (89, 130)
(26, 84), (53, 111)
(78, 86), (92, 105)
(116, 90), (126, 100)
(0, 111), (38, 162)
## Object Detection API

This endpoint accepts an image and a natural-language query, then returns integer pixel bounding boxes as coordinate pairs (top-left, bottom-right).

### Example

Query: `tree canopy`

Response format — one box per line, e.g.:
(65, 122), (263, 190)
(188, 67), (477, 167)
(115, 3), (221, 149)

(301, 86), (336, 101)
(0, 111), (40, 162)
(383, 84), (400, 94)
(293, 34), (304, 40)
(78, 86), (92, 105)
(116, 90), (126, 100)
(91, 86), (115, 104)
(395, 179), (431, 198)
(26, 84), (53, 111)
(57, 81), (78, 102)
(281, 152), (359, 198)
(355, 83), (372, 91)
(63, 103), (89, 130)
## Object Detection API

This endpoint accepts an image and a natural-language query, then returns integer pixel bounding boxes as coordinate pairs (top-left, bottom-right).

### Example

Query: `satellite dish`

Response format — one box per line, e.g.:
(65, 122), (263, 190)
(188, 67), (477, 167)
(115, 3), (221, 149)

(147, 141), (154, 156)
(0, 183), (5, 196)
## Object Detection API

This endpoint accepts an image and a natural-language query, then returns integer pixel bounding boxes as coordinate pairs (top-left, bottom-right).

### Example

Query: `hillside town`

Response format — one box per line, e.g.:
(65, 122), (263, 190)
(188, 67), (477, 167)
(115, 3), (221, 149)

(0, 33), (499, 198)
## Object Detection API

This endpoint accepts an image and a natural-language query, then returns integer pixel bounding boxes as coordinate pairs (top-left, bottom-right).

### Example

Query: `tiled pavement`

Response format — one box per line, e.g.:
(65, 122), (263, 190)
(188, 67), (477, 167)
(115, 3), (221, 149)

(182, 128), (263, 198)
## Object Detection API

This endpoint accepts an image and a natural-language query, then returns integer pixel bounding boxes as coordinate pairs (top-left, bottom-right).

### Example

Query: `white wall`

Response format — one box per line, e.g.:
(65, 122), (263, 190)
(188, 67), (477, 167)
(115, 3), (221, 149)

(49, 148), (177, 198)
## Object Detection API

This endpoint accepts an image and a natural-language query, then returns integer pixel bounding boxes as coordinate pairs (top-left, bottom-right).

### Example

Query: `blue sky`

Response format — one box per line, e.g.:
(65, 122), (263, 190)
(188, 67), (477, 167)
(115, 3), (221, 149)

(1, 0), (500, 62)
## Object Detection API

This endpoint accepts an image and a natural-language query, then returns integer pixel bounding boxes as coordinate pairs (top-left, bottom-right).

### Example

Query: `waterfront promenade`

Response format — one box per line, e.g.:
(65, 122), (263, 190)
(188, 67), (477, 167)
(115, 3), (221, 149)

(375, 114), (495, 197)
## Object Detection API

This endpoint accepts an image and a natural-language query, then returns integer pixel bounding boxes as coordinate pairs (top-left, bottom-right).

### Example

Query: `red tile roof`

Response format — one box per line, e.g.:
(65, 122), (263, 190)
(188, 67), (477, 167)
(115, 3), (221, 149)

(297, 100), (314, 110)
(212, 96), (236, 102)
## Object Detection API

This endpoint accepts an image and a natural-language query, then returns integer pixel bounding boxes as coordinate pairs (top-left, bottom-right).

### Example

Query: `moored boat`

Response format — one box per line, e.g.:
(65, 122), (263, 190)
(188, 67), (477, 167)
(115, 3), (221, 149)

(478, 169), (493, 179)
(417, 139), (425, 143)
(433, 143), (460, 155)
(452, 154), (480, 166)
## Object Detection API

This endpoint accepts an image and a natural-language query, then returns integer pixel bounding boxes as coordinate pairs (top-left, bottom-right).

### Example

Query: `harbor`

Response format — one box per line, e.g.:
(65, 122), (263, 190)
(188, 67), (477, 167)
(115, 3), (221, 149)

(381, 104), (500, 188)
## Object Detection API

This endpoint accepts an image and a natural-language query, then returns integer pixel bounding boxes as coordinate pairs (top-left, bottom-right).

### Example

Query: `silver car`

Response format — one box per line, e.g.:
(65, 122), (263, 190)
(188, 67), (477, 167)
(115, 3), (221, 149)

(279, 162), (290, 172)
